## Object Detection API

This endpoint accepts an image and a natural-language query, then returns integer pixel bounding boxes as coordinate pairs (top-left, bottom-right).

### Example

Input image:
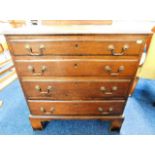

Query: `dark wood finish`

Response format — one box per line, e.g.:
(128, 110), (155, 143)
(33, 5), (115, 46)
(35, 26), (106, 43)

(14, 56), (139, 77)
(129, 77), (139, 96)
(29, 116), (44, 130)
(5, 32), (148, 132)
(22, 78), (131, 100)
(110, 117), (124, 132)
(29, 114), (124, 131)
(6, 35), (146, 56)
(145, 34), (153, 52)
(28, 100), (125, 115)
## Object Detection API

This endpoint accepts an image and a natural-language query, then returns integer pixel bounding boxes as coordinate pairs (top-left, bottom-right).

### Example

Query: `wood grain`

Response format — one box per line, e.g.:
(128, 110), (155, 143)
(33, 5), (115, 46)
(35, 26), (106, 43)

(21, 78), (131, 100)
(28, 100), (125, 115)
(14, 56), (139, 77)
(5, 32), (148, 131)
(6, 35), (146, 56)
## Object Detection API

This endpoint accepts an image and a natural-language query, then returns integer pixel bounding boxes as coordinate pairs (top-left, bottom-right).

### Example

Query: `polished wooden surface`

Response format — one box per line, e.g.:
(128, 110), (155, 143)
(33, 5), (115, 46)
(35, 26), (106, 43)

(6, 33), (148, 132)
(22, 78), (130, 100)
(29, 114), (124, 131)
(6, 35), (146, 56)
(28, 100), (125, 115)
(14, 56), (139, 77)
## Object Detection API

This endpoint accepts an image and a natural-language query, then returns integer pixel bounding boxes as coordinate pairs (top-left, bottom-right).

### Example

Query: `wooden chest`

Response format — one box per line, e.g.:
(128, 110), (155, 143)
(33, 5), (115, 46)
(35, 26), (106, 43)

(5, 33), (148, 132)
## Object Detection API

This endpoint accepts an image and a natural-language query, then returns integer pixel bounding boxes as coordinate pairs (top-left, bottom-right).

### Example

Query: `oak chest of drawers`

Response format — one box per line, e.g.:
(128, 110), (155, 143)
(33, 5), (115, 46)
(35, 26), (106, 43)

(5, 33), (148, 132)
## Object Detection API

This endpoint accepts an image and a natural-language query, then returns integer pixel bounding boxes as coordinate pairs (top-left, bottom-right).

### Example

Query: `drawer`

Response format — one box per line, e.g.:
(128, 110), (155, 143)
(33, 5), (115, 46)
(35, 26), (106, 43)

(15, 56), (139, 77)
(28, 100), (125, 115)
(6, 35), (146, 56)
(22, 78), (131, 100)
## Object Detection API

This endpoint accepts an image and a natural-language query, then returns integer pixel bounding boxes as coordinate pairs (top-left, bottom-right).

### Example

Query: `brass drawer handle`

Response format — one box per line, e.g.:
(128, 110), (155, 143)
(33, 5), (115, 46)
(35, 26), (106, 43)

(50, 107), (55, 113)
(100, 86), (118, 95)
(35, 85), (52, 94)
(40, 106), (46, 112)
(25, 44), (45, 56)
(28, 65), (46, 76)
(108, 44), (129, 56)
(104, 65), (125, 76)
(98, 107), (114, 115)
(40, 106), (55, 114)
(75, 44), (79, 48)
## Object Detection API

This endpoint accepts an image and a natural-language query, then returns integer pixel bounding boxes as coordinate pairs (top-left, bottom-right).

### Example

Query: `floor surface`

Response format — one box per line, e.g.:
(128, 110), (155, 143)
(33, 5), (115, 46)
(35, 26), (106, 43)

(0, 78), (155, 135)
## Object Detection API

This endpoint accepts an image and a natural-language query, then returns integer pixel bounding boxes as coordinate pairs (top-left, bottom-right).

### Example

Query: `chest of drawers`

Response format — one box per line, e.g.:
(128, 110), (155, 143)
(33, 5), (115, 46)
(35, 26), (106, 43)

(5, 33), (148, 132)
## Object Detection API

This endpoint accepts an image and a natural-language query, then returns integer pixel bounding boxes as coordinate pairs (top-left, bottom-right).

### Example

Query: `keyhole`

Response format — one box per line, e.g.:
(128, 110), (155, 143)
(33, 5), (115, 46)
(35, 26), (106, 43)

(74, 63), (78, 68)
(75, 44), (79, 48)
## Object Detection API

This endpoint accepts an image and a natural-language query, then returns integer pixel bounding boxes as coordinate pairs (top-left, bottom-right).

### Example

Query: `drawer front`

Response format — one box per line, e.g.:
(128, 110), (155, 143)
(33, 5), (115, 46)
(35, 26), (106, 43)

(28, 100), (125, 115)
(22, 78), (131, 100)
(15, 56), (139, 77)
(7, 35), (146, 56)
